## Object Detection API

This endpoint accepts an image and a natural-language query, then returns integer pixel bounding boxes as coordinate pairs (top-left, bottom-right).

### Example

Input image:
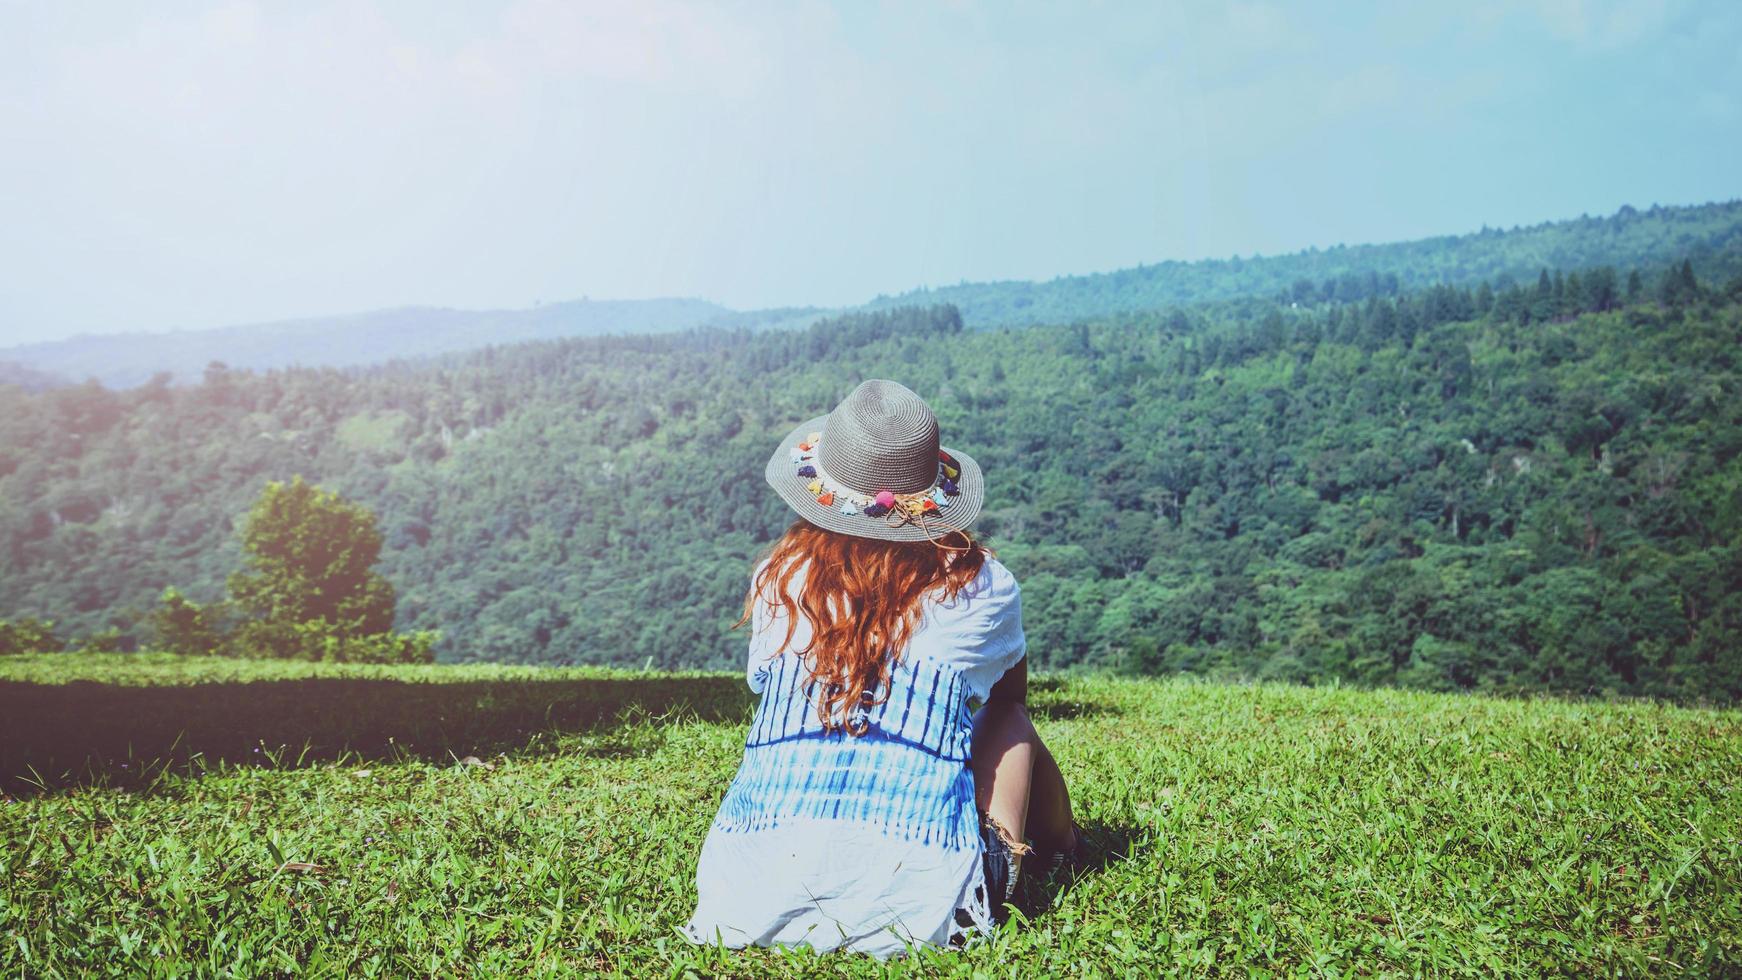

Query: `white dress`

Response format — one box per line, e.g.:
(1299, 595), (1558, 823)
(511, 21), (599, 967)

(682, 555), (1028, 958)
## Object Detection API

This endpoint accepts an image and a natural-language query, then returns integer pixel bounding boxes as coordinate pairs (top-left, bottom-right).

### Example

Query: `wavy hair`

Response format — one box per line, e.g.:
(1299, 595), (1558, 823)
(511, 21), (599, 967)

(735, 518), (988, 735)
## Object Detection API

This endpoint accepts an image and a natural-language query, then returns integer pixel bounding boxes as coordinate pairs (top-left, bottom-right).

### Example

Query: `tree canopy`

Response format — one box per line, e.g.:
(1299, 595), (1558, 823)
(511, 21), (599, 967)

(2, 244), (1740, 699)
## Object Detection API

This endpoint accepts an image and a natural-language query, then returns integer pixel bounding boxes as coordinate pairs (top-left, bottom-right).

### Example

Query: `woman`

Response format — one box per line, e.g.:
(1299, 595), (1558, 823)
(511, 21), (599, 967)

(682, 379), (1081, 958)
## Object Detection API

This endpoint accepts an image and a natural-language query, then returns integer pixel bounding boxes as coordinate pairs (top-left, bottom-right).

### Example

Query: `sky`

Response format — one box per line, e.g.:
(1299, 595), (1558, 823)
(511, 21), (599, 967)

(1, 1), (1739, 346)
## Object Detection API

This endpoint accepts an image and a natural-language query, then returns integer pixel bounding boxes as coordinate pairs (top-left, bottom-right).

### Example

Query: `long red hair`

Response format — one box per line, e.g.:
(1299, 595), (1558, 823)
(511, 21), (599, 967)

(736, 518), (988, 734)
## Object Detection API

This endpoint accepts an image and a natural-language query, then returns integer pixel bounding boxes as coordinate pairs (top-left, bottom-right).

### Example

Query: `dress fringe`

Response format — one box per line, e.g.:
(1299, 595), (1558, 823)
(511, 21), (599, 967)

(947, 862), (997, 948)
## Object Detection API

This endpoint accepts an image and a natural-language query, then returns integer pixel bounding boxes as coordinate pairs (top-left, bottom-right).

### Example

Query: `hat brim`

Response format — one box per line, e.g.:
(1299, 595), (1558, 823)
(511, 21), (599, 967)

(763, 414), (986, 542)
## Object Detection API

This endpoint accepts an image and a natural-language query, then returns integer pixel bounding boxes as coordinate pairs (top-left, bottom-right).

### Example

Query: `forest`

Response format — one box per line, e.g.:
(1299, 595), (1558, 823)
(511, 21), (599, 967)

(2, 219), (1740, 701)
(870, 199), (1742, 326)
(5, 198), (1737, 388)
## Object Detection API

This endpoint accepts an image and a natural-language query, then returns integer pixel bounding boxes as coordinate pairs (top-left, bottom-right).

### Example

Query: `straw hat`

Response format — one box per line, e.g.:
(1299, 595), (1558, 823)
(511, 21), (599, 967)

(763, 379), (985, 542)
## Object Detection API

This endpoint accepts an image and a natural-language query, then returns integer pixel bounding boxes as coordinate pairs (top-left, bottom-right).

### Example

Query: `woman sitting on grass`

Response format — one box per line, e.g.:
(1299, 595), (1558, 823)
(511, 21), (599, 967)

(682, 379), (1083, 958)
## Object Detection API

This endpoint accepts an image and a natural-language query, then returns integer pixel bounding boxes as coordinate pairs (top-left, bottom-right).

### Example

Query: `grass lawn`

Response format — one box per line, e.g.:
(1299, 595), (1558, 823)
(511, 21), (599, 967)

(2, 654), (1739, 976)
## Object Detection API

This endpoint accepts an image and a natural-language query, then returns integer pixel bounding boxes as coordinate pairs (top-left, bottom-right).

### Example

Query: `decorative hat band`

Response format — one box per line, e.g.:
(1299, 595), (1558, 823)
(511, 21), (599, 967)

(790, 429), (962, 525)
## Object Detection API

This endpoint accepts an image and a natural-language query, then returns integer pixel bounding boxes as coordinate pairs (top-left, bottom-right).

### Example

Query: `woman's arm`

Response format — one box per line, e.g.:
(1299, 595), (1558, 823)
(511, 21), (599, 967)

(984, 655), (1028, 708)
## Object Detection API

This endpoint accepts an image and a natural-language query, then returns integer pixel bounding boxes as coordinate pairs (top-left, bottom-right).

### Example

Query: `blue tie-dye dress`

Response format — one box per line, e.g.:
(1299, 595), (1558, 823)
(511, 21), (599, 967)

(682, 555), (1028, 958)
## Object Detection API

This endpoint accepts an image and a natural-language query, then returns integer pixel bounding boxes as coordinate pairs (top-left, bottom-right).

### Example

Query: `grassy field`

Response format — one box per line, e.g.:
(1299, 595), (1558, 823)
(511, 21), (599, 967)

(2, 654), (1739, 976)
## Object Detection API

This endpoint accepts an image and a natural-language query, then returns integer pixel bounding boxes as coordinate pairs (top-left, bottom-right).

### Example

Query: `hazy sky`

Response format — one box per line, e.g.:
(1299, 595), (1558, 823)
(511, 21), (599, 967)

(2, 1), (1738, 345)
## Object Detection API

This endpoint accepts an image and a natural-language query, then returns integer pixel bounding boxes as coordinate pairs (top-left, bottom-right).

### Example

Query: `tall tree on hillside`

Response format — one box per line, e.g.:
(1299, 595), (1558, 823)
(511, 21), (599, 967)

(1531, 270), (1557, 323)
(1659, 259), (1701, 308)
(228, 476), (396, 655)
(146, 588), (222, 655)
(1582, 266), (1619, 312)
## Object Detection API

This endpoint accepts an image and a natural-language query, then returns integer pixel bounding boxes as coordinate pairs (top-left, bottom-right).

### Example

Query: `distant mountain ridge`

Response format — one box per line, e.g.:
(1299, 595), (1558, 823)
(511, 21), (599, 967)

(871, 199), (1742, 326)
(0, 361), (70, 393)
(5, 198), (1739, 387)
(0, 297), (808, 390)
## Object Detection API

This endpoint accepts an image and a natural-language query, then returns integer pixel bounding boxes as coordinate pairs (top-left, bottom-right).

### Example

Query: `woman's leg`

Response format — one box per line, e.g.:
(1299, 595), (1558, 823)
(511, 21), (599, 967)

(970, 701), (1077, 875)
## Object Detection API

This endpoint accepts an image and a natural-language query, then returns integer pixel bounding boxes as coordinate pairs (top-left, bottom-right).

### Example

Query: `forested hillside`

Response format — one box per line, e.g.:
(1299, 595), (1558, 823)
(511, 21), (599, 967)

(4, 254), (1739, 700)
(0, 361), (68, 393)
(876, 200), (1742, 327)
(7, 200), (1738, 390)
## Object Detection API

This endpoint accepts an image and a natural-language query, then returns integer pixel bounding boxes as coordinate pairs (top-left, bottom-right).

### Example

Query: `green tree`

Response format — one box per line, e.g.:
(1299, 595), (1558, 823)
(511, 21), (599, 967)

(1659, 259), (1700, 308)
(1582, 266), (1619, 312)
(1530, 269), (1557, 322)
(228, 476), (397, 657)
(146, 587), (223, 655)
(0, 617), (62, 655)
(76, 627), (127, 654)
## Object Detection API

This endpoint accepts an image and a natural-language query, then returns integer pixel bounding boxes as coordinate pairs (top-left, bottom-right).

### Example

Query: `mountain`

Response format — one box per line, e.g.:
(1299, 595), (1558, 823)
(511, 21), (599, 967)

(870, 200), (1742, 326)
(0, 297), (796, 389)
(4, 252), (1740, 700)
(6, 201), (1739, 389)
(0, 361), (70, 393)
